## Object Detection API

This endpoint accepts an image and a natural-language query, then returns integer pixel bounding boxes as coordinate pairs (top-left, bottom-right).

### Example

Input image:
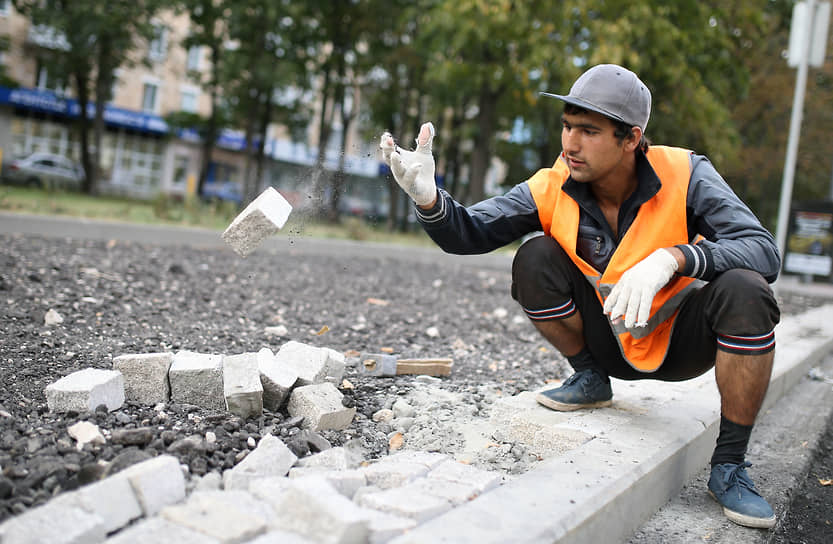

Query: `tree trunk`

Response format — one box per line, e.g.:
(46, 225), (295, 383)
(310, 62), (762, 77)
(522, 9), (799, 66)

(92, 38), (113, 195)
(385, 106), (401, 231)
(242, 89), (262, 205)
(198, 43), (222, 198)
(467, 87), (499, 205)
(310, 64), (334, 217)
(253, 89), (273, 201)
(330, 84), (355, 224)
(444, 105), (464, 196)
(399, 81), (425, 232)
(73, 70), (95, 195)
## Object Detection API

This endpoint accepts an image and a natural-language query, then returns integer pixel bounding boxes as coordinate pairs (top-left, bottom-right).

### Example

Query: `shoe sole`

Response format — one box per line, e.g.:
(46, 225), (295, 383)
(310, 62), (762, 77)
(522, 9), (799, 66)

(535, 393), (612, 412)
(708, 490), (776, 529)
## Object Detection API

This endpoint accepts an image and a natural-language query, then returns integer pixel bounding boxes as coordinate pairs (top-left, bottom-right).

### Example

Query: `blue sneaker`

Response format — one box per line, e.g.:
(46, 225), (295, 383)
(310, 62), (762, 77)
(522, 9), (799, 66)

(708, 462), (776, 529)
(535, 369), (612, 411)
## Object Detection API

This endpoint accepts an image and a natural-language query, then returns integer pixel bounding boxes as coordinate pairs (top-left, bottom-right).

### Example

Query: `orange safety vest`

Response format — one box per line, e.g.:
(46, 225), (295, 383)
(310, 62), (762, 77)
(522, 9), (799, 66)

(526, 146), (703, 372)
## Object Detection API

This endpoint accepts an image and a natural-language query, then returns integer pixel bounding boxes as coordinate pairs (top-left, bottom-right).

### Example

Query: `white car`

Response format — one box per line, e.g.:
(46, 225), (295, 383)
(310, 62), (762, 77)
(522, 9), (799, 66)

(1, 152), (85, 189)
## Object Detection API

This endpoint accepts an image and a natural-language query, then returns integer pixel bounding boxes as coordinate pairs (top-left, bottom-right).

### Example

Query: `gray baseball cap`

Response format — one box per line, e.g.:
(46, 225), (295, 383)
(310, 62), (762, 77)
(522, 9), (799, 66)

(541, 64), (652, 131)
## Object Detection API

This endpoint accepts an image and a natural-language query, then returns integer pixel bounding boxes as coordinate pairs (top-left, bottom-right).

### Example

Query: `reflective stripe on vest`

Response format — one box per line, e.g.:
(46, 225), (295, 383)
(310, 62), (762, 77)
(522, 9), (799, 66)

(526, 146), (703, 372)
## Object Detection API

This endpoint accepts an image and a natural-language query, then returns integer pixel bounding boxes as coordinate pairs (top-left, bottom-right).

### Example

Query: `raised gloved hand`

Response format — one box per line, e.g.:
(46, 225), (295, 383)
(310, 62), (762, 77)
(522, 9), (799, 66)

(379, 122), (437, 207)
(603, 248), (679, 329)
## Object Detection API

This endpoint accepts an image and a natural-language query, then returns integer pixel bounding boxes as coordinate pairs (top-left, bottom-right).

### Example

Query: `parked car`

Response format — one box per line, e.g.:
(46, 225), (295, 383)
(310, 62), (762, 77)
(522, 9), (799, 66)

(1, 152), (85, 189)
(201, 181), (243, 205)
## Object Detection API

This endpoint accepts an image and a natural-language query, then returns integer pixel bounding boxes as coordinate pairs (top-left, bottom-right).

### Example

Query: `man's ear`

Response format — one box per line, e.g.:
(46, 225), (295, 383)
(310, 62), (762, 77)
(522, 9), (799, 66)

(624, 126), (642, 152)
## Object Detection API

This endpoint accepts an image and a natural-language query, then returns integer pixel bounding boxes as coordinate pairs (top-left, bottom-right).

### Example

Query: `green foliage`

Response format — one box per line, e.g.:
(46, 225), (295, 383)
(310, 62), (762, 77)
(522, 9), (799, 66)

(9, 0), (828, 230)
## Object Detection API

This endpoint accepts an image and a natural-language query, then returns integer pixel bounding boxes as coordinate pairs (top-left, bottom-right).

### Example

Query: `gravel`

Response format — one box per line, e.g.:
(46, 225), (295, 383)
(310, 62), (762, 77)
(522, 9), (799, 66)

(1, 231), (830, 523)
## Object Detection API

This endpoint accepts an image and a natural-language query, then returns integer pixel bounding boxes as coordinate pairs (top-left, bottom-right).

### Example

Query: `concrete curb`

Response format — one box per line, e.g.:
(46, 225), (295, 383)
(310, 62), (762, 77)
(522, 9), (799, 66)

(391, 304), (833, 544)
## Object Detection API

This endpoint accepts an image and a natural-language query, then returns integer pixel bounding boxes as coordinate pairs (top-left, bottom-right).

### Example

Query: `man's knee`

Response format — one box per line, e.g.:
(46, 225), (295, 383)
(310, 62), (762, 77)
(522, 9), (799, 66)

(511, 235), (570, 303)
(708, 269), (780, 335)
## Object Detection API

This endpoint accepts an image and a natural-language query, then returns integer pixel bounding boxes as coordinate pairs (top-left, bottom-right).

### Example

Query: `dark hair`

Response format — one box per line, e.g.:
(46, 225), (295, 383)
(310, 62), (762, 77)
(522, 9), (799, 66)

(564, 104), (650, 153)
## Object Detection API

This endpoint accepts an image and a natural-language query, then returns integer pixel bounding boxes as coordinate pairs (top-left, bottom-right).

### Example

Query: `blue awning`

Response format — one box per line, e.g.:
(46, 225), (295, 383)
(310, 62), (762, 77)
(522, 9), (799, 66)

(0, 86), (169, 134)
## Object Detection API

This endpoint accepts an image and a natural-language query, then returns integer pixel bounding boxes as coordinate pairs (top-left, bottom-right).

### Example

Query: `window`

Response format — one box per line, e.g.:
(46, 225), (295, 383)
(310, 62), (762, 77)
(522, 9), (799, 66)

(0, 0), (9, 15)
(180, 87), (198, 113)
(148, 25), (168, 62)
(186, 45), (201, 72)
(35, 59), (67, 94)
(141, 82), (159, 113)
(110, 70), (122, 103)
(172, 155), (189, 186)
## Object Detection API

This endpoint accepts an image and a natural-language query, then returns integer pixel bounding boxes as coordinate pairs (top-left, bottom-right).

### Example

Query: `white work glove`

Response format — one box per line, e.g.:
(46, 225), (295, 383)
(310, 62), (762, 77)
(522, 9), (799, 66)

(603, 248), (679, 329)
(379, 122), (438, 207)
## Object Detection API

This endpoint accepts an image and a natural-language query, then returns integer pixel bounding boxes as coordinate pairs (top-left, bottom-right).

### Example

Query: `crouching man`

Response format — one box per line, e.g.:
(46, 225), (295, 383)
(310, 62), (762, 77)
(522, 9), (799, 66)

(380, 64), (781, 528)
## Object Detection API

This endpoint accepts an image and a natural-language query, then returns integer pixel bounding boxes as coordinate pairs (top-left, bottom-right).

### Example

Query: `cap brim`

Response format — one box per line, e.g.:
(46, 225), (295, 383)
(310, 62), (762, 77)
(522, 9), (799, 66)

(539, 92), (626, 124)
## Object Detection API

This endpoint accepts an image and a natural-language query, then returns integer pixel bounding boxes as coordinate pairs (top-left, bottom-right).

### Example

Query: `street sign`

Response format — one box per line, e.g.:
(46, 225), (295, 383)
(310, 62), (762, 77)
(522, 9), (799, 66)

(788, 1), (831, 68)
(784, 203), (833, 278)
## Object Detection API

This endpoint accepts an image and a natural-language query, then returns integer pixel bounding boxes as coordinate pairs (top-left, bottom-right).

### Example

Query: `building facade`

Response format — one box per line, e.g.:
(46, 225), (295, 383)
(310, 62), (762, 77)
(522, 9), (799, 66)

(0, 3), (385, 213)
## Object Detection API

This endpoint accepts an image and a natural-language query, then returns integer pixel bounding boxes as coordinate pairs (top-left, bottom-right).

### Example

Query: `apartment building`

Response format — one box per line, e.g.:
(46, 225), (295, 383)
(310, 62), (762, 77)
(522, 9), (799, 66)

(0, 2), (384, 211)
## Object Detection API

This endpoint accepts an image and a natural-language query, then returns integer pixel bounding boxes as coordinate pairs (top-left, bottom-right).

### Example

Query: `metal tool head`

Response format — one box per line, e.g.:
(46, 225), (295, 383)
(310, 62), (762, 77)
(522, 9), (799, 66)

(358, 353), (398, 376)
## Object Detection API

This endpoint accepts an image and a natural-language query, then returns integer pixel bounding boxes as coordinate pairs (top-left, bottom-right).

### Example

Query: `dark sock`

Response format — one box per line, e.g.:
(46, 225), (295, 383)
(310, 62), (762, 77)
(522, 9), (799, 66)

(711, 415), (753, 467)
(566, 347), (606, 379)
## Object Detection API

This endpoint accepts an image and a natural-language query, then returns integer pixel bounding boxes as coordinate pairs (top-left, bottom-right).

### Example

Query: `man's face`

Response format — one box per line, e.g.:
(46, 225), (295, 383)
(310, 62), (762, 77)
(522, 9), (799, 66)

(560, 109), (631, 184)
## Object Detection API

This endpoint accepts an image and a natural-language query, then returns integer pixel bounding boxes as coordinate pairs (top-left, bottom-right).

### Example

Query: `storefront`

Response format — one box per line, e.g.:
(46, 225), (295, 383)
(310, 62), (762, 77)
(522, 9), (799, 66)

(0, 85), (168, 197)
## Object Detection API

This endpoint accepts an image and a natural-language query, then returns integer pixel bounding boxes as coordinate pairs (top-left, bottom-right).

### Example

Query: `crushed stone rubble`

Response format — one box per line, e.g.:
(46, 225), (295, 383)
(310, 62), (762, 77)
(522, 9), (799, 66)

(4, 233), (831, 542)
(0, 442), (503, 543)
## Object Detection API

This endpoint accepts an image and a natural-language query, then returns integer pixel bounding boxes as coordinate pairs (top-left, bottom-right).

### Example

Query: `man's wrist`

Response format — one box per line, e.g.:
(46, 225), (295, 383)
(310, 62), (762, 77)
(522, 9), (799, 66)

(417, 195), (438, 210)
(663, 246), (685, 272)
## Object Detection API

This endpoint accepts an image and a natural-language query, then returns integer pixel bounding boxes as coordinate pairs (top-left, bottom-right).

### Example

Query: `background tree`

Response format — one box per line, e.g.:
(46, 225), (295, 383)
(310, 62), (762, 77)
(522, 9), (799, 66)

(224, 0), (306, 205)
(178, 0), (231, 198)
(360, 0), (433, 230)
(12, 0), (165, 194)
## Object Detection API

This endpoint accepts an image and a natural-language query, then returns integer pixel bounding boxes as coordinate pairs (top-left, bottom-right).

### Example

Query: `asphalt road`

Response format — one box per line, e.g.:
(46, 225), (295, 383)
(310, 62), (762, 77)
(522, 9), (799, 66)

(0, 211), (514, 271)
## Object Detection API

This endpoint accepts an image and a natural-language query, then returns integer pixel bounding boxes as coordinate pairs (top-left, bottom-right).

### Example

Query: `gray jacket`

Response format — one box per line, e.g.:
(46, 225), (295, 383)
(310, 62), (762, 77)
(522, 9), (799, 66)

(415, 151), (781, 283)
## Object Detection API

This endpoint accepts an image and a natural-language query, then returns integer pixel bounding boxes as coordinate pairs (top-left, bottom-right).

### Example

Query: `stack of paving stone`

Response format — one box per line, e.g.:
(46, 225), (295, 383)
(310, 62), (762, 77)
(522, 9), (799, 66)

(0, 434), (503, 543)
(43, 341), (355, 432)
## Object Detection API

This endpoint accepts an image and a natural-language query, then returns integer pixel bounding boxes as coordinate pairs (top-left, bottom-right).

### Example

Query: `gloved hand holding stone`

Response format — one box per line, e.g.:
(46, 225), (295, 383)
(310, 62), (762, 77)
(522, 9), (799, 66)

(379, 122), (438, 207)
(603, 248), (679, 329)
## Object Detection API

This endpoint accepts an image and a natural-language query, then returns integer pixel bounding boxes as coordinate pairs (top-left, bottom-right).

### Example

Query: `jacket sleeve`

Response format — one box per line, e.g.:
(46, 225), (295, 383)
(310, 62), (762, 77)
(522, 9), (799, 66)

(675, 155), (781, 283)
(414, 183), (543, 255)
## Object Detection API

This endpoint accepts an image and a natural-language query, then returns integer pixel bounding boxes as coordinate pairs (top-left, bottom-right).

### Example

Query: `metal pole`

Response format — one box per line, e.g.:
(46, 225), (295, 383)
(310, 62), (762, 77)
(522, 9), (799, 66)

(829, 150), (833, 200)
(775, 0), (816, 271)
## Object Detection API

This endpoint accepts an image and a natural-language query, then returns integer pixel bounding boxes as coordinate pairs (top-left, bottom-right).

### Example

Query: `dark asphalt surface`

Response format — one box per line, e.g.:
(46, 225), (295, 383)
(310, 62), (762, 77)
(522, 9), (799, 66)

(3, 211), (833, 542)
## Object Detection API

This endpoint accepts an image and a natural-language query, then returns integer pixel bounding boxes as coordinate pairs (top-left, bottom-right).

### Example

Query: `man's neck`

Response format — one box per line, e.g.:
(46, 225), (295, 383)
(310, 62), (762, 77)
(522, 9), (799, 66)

(591, 155), (638, 209)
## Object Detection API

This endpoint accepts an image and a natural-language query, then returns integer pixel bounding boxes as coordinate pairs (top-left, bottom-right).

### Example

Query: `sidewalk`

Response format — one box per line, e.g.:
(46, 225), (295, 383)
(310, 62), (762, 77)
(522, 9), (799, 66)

(393, 301), (833, 544)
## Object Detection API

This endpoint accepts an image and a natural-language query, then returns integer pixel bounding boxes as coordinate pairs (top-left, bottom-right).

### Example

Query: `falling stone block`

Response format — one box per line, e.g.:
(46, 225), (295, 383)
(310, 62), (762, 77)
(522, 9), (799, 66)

(257, 348), (298, 410)
(223, 353), (264, 419)
(45, 368), (124, 413)
(222, 187), (292, 257)
(223, 434), (297, 490)
(169, 351), (224, 411)
(113, 352), (173, 405)
(276, 341), (329, 386)
(287, 383), (356, 431)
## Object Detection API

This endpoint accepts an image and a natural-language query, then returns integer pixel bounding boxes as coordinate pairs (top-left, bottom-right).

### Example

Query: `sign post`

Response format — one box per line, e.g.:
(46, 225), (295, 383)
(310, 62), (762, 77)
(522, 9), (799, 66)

(775, 1), (831, 272)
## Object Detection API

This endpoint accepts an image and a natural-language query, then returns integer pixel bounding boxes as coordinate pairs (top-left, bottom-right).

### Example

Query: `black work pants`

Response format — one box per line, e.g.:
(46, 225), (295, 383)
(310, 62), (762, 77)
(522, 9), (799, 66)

(511, 235), (781, 381)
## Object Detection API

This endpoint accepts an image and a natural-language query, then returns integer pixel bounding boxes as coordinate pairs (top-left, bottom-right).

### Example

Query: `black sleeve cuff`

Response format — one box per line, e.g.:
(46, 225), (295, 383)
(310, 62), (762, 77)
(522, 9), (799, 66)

(414, 189), (447, 224)
(675, 243), (715, 280)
